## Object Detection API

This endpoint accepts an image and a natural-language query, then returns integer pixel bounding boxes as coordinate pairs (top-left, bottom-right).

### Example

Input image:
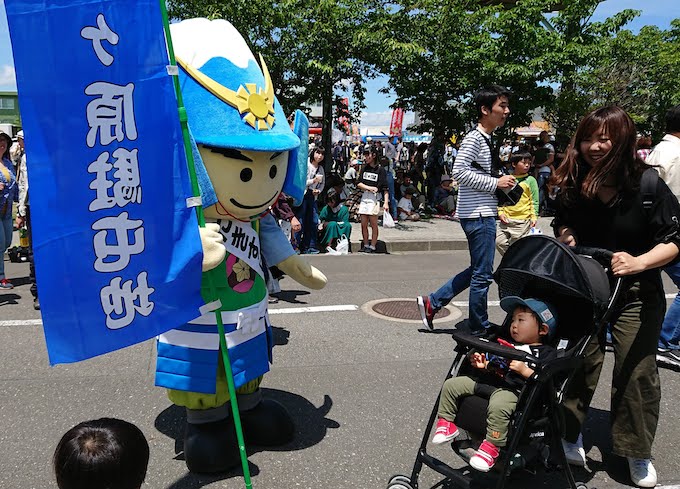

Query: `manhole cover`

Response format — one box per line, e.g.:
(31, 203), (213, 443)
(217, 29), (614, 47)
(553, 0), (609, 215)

(372, 299), (450, 321)
(362, 298), (462, 325)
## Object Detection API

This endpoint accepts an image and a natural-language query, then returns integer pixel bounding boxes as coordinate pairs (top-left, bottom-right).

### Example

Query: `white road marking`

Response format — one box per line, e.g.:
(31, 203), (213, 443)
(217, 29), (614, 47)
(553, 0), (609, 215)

(1, 294), (677, 326)
(0, 305), (360, 327)
(0, 319), (43, 327)
(269, 304), (358, 314)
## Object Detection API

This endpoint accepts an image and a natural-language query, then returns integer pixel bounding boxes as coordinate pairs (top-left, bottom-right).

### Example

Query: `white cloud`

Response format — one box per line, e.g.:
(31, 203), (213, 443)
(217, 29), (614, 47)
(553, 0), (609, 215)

(0, 64), (15, 86)
(360, 110), (392, 126)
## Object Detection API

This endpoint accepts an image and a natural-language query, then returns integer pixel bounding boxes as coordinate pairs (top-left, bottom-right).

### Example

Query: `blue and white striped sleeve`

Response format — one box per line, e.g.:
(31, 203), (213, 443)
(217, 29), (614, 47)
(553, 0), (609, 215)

(452, 134), (497, 193)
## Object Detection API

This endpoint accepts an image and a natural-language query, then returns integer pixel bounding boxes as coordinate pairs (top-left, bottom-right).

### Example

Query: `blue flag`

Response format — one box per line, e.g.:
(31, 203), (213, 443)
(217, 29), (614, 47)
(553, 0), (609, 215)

(5, 0), (205, 364)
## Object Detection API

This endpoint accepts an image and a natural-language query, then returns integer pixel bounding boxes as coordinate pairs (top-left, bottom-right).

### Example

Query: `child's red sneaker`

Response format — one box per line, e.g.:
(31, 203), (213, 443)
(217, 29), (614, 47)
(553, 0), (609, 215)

(470, 440), (500, 472)
(431, 417), (459, 444)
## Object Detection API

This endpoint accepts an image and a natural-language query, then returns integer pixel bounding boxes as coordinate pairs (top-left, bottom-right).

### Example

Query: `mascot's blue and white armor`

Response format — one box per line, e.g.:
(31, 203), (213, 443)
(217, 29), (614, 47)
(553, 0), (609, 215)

(155, 18), (327, 473)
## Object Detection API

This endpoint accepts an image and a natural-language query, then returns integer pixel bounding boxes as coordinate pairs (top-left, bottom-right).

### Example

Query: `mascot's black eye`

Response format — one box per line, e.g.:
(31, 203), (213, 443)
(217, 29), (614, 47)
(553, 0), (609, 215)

(269, 165), (277, 179)
(240, 168), (253, 182)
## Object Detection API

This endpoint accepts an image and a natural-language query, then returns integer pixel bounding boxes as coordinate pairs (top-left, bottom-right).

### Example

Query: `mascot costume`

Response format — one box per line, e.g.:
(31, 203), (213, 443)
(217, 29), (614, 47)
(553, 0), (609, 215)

(155, 18), (327, 473)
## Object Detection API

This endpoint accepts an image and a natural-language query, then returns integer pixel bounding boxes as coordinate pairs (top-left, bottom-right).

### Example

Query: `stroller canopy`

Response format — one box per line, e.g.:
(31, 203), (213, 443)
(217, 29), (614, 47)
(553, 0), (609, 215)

(494, 235), (611, 341)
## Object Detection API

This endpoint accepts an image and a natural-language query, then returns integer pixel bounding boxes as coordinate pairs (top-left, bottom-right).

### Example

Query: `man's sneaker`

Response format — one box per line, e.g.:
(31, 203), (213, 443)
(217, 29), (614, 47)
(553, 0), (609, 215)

(657, 348), (680, 368)
(0, 279), (13, 289)
(303, 248), (320, 255)
(561, 433), (586, 467)
(469, 440), (500, 472)
(33, 298), (40, 310)
(416, 296), (436, 330)
(431, 418), (459, 444)
(627, 457), (657, 488)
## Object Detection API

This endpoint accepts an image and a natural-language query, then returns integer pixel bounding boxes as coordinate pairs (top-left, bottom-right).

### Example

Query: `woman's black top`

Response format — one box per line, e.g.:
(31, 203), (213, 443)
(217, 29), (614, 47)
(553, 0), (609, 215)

(359, 165), (388, 193)
(552, 167), (680, 291)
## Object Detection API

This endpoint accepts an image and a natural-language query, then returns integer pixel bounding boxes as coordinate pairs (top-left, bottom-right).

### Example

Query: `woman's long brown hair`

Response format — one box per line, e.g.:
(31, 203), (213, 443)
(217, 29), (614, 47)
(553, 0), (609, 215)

(551, 106), (649, 203)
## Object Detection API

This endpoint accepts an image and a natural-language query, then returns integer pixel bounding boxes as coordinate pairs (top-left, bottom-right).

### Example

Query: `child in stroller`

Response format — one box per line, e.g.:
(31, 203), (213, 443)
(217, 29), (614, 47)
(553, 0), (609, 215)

(431, 296), (557, 472)
(390, 236), (617, 489)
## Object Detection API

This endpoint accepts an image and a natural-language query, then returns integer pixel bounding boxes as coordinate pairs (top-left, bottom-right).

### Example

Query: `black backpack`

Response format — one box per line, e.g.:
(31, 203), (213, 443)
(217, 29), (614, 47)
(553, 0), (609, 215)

(641, 168), (659, 213)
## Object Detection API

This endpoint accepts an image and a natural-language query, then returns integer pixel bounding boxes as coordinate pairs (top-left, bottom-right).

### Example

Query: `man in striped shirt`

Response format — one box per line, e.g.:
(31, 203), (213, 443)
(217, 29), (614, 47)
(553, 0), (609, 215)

(418, 86), (515, 333)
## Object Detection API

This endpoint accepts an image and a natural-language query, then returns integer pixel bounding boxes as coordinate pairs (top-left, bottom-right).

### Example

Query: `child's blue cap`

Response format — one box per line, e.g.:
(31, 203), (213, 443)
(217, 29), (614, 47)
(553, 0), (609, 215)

(500, 296), (557, 337)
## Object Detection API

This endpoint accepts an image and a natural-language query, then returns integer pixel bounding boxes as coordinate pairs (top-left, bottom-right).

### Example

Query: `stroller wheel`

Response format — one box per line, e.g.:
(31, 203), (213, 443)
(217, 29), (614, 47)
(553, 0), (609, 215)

(388, 474), (414, 489)
(387, 483), (414, 489)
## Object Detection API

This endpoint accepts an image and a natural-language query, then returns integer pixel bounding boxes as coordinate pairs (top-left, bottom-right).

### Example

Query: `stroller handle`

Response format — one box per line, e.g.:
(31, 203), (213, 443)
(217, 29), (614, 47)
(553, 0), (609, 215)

(571, 245), (613, 267)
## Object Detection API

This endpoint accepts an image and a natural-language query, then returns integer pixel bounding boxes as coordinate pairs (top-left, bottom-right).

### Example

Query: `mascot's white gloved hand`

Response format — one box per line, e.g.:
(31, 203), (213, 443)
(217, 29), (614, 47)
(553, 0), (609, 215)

(199, 223), (226, 272)
(276, 255), (327, 290)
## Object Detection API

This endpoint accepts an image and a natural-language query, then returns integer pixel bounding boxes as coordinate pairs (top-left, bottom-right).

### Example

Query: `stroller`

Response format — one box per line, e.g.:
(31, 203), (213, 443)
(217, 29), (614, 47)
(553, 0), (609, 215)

(390, 235), (625, 489)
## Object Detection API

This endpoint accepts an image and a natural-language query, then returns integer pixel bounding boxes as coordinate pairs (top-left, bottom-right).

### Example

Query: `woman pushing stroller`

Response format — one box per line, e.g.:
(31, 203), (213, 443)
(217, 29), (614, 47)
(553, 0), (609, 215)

(431, 296), (557, 472)
(553, 106), (680, 487)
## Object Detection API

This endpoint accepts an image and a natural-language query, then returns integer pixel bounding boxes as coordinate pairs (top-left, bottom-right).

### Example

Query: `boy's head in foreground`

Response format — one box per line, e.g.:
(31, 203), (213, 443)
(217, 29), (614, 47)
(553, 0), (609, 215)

(54, 418), (149, 489)
(500, 296), (557, 344)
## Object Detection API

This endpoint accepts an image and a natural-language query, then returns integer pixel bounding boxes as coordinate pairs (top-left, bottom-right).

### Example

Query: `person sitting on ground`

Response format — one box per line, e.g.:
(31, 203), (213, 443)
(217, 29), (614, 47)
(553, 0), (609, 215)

(431, 297), (557, 472)
(344, 159), (359, 192)
(433, 174), (457, 215)
(54, 418), (149, 489)
(397, 186), (420, 221)
(496, 151), (539, 255)
(318, 188), (352, 251)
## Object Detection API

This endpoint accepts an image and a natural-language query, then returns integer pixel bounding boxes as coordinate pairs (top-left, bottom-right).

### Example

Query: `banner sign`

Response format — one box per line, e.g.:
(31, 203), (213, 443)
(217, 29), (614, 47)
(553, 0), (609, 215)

(389, 108), (404, 138)
(6, 0), (205, 364)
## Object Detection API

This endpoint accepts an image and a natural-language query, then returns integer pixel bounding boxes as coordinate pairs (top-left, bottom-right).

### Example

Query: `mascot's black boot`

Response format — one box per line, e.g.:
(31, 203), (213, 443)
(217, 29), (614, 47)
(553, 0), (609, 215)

(184, 408), (241, 474)
(239, 390), (295, 446)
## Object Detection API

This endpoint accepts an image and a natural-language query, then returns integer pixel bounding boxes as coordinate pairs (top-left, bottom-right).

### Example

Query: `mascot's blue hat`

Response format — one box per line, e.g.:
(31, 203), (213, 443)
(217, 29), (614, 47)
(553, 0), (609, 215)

(171, 18), (299, 152)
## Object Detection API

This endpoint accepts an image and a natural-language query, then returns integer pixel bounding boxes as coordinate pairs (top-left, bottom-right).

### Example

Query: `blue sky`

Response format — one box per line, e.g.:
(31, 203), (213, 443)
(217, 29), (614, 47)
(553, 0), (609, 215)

(0, 0), (677, 126)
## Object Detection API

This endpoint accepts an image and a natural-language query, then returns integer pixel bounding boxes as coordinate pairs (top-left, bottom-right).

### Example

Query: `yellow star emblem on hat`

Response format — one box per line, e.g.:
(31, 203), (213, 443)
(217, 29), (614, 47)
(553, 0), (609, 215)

(177, 54), (276, 130)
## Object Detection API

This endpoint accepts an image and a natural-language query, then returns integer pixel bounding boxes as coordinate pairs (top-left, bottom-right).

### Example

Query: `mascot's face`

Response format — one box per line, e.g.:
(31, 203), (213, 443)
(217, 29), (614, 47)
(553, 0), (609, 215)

(201, 145), (289, 221)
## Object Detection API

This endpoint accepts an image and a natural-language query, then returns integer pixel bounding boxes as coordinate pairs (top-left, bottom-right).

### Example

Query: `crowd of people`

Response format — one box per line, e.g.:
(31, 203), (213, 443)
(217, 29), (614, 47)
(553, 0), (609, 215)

(0, 129), (39, 308)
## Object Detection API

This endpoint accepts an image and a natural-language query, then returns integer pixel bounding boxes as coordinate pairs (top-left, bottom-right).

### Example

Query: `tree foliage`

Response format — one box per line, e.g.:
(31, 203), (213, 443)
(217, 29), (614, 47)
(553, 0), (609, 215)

(167, 0), (419, 121)
(580, 20), (680, 140)
(382, 0), (649, 141)
(167, 0), (680, 144)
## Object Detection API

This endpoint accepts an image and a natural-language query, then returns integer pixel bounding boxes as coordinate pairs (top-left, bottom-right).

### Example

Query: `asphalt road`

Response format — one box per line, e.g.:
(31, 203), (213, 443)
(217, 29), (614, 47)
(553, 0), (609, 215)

(1, 252), (680, 489)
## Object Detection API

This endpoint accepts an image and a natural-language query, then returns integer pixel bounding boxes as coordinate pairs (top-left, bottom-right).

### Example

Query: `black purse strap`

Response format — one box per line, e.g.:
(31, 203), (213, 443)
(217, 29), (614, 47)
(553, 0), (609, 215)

(471, 129), (501, 176)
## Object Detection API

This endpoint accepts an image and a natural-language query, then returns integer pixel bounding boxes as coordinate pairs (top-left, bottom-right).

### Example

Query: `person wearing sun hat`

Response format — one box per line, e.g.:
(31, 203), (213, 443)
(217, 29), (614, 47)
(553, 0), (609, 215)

(433, 173), (457, 215)
(154, 18), (327, 473)
(430, 294), (557, 472)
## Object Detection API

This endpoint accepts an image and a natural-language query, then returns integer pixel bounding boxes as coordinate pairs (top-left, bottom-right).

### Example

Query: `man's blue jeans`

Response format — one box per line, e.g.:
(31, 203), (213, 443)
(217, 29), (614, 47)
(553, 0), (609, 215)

(537, 172), (550, 214)
(294, 191), (319, 251)
(659, 261), (680, 350)
(386, 170), (398, 220)
(429, 216), (496, 331)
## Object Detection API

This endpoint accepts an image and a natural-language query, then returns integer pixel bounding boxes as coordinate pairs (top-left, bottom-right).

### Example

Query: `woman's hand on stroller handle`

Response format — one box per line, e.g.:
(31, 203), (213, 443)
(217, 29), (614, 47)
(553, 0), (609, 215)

(556, 226), (577, 246)
(611, 251), (645, 276)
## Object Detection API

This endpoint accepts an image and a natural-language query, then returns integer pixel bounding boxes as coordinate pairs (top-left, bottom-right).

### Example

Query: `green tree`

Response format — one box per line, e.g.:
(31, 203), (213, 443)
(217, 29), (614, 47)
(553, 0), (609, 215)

(581, 20), (680, 140)
(383, 0), (646, 144)
(541, 2), (640, 142)
(383, 0), (559, 140)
